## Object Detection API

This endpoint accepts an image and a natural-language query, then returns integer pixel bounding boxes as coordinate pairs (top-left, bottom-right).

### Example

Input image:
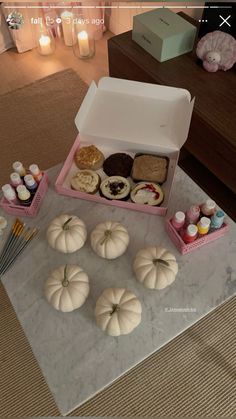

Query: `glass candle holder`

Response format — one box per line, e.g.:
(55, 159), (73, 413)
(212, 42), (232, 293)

(54, 21), (65, 45)
(61, 10), (74, 46)
(36, 27), (56, 56)
(72, 26), (95, 59)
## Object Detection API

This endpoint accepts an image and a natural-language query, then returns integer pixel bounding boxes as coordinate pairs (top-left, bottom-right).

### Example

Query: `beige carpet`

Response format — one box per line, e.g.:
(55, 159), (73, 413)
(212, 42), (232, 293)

(0, 68), (88, 185)
(0, 69), (236, 417)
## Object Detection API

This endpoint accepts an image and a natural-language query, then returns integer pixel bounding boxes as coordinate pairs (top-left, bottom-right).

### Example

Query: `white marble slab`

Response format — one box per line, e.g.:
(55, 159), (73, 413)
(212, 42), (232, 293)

(1, 165), (236, 416)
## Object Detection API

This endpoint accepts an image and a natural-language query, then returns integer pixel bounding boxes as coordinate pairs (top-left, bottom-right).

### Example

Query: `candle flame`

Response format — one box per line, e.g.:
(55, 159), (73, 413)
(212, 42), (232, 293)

(39, 35), (51, 46)
(61, 11), (73, 18)
(78, 30), (88, 40)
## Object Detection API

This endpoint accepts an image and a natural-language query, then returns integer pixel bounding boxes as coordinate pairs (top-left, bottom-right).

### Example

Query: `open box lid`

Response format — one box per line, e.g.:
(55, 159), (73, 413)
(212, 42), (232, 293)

(75, 77), (194, 152)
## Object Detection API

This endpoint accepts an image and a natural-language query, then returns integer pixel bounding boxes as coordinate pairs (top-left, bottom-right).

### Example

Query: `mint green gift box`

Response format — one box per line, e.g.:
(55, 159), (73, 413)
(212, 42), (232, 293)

(132, 8), (197, 62)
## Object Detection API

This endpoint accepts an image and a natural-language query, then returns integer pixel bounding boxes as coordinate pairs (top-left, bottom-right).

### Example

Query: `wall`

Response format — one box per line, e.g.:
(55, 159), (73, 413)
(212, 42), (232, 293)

(106, 2), (203, 35)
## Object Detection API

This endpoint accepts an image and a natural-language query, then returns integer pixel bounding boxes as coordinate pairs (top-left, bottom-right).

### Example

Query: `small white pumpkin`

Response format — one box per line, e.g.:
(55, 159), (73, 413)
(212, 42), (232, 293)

(47, 214), (87, 253)
(90, 221), (129, 259)
(44, 265), (89, 312)
(95, 288), (142, 336)
(133, 246), (178, 290)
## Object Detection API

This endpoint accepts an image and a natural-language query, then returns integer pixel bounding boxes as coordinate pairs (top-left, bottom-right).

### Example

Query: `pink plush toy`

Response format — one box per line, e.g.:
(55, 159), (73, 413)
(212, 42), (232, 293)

(196, 30), (236, 72)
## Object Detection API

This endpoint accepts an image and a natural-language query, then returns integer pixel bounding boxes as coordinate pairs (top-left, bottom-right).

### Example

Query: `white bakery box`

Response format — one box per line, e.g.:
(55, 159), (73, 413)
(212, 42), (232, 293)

(55, 77), (194, 216)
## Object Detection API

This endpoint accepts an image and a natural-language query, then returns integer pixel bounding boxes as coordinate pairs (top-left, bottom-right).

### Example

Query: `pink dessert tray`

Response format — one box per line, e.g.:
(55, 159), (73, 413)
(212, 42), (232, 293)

(0, 173), (49, 218)
(55, 135), (177, 216)
(165, 217), (229, 255)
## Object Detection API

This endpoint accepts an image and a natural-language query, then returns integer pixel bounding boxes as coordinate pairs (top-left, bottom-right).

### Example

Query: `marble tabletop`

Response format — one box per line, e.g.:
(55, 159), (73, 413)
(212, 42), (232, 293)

(1, 164), (236, 416)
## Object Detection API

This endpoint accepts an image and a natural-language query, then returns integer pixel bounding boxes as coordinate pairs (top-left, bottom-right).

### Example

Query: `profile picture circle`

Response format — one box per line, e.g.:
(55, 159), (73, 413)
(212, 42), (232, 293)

(6, 11), (24, 30)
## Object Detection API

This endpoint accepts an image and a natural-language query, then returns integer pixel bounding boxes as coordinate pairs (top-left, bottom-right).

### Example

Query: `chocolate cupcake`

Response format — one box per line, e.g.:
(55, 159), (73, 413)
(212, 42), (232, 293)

(131, 182), (164, 206)
(103, 153), (133, 178)
(100, 176), (130, 201)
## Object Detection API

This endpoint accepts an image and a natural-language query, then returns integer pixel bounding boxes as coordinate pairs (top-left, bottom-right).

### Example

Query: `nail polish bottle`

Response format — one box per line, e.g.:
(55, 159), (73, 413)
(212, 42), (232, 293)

(182, 224), (198, 244)
(12, 161), (27, 178)
(171, 211), (185, 231)
(29, 164), (43, 183)
(16, 185), (31, 207)
(24, 174), (38, 196)
(185, 205), (200, 225)
(2, 184), (18, 204)
(197, 217), (211, 236)
(10, 172), (23, 188)
(210, 210), (225, 230)
(201, 199), (216, 217)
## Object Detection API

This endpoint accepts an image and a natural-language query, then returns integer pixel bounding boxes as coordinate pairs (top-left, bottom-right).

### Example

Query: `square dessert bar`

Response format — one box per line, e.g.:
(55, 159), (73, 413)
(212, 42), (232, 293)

(131, 154), (169, 184)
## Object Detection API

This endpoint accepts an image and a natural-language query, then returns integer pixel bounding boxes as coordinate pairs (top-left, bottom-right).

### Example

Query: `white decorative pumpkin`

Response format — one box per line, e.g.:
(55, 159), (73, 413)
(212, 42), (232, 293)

(133, 246), (178, 290)
(90, 221), (129, 259)
(44, 265), (89, 312)
(47, 214), (87, 253)
(95, 288), (142, 336)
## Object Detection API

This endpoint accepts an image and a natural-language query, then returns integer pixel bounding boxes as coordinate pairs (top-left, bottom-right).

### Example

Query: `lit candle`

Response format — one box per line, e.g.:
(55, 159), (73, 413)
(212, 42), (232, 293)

(77, 30), (89, 57)
(39, 35), (52, 55)
(61, 11), (74, 46)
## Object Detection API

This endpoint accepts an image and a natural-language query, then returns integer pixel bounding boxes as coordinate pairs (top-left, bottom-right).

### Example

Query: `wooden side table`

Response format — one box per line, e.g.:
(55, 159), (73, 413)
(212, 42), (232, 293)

(107, 15), (236, 220)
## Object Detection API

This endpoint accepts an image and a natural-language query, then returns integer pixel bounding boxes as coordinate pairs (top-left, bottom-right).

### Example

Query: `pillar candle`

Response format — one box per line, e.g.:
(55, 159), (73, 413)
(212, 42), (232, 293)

(61, 11), (74, 46)
(77, 30), (89, 57)
(39, 35), (52, 55)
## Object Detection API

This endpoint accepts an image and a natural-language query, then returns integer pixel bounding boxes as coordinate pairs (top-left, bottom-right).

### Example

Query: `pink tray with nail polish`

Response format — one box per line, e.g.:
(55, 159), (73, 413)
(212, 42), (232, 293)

(0, 173), (49, 217)
(165, 217), (229, 255)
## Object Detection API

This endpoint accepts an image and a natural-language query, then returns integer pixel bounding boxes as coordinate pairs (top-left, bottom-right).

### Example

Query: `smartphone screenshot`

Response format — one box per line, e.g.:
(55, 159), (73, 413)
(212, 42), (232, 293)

(0, 1), (235, 417)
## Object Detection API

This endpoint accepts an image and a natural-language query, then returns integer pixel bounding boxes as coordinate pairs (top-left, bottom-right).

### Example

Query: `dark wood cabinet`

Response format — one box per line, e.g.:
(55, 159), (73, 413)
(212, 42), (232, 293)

(107, 17), (236, 219)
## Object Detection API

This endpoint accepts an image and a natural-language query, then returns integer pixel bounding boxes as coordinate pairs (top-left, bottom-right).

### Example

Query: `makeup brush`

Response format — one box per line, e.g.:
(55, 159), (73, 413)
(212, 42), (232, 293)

(0, 226), (29, 274)
(0, 219), (18, 257)
(0, 225), (29, 272)
(0, 219), (23, 262)
(0, 223), (25, 267)
(0, 228), (39, 276)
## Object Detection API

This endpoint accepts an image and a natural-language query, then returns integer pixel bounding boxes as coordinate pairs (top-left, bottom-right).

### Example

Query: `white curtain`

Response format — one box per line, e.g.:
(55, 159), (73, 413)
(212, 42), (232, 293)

(1, 2), (43, 52)
(0, 5), (14, 53)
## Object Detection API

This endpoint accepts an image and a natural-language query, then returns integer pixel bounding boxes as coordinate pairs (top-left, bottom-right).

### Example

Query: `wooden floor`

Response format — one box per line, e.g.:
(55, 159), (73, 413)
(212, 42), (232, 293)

(0, 31), (112, 95)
